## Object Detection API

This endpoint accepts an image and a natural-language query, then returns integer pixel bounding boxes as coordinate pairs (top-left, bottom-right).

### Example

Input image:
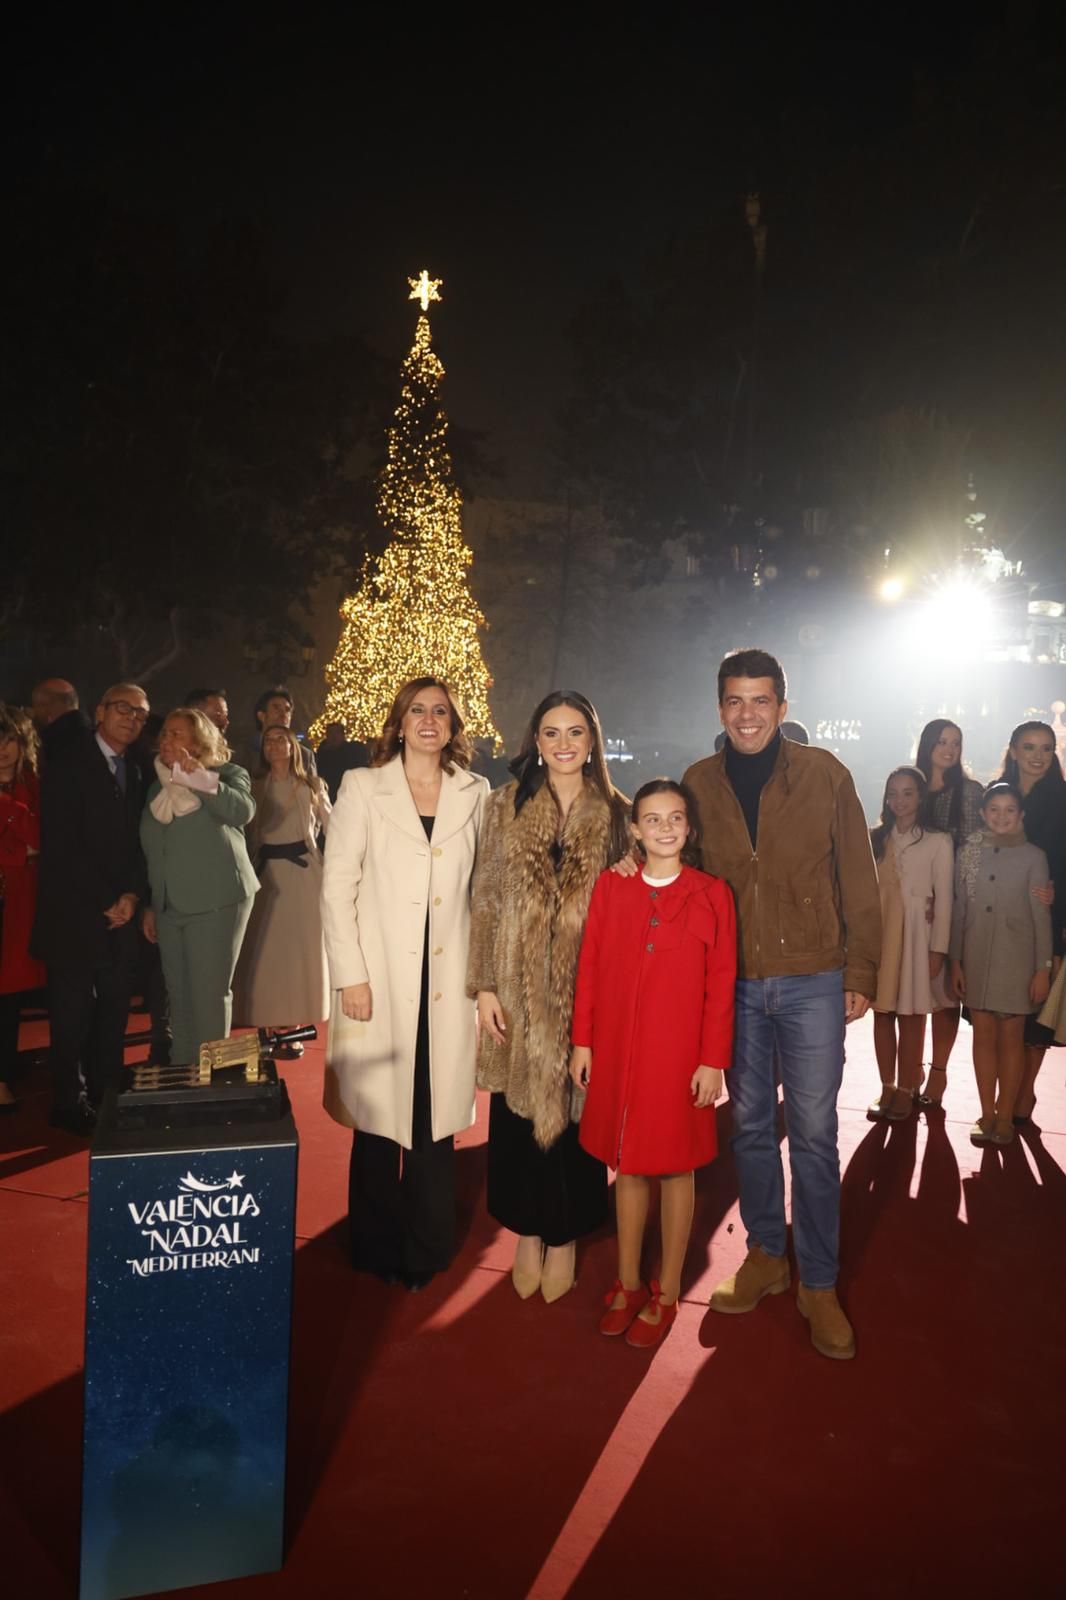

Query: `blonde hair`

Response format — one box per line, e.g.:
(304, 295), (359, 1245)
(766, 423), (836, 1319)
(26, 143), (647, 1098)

(0, 703), (40, 782)
(165, 707), (232, 769)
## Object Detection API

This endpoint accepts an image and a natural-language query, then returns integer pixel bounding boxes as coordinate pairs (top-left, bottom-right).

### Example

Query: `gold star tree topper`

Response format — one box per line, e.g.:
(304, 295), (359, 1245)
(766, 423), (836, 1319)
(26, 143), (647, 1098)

(408, 269), (443, 312)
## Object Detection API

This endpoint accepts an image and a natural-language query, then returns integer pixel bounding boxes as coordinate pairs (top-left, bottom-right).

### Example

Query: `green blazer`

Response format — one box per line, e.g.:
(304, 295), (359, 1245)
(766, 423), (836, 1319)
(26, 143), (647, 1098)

(141, 762), (260, 915)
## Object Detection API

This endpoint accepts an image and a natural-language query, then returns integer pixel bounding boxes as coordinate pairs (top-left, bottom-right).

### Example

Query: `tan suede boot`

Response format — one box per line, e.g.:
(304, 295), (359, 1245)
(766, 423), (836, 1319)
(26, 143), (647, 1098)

(709, 1245), (790, 1314)
(797, 1285), (856, 1360)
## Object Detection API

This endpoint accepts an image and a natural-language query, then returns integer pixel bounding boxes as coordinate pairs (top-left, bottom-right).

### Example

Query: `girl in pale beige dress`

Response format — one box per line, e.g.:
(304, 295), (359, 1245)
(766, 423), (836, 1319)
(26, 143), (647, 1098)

(868, 767), (954, 1121)
(234, 725), (331, 1052)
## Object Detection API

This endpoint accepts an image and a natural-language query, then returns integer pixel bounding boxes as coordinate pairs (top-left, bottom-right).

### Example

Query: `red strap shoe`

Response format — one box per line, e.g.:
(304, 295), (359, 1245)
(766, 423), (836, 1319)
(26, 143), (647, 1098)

(599, 1279), (651, 1336)
(625, 1280), (679, 1349)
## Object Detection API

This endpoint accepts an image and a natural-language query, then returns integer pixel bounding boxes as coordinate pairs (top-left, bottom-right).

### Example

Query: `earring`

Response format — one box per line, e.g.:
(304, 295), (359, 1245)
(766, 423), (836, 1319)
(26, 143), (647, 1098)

(537, 752), (543, 767)
(399, 732), (404, 743)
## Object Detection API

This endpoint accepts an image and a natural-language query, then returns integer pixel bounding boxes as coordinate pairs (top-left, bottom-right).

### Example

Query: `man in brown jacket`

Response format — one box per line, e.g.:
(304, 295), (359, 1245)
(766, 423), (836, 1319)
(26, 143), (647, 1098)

(684, 648), (880, 1359)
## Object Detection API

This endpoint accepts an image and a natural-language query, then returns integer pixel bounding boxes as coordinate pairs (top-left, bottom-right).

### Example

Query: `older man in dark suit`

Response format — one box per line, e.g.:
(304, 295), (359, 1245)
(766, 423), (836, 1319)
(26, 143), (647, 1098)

(34, 683), (149, 1132)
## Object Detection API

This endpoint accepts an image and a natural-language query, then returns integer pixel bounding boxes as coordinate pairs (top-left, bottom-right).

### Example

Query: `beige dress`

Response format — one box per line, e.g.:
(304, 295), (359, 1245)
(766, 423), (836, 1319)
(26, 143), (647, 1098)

(874, 827), (954, 1015)
(234, 775), (332, 1026)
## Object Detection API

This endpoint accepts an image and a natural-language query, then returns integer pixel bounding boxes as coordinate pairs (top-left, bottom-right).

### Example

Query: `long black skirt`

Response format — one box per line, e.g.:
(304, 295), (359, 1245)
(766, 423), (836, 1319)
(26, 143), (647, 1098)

(487, 1093), (607, 1248)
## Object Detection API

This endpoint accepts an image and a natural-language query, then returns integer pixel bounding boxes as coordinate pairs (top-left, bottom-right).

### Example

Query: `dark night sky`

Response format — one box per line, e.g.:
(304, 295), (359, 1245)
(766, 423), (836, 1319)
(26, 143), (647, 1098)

(10, 5), (995, 490)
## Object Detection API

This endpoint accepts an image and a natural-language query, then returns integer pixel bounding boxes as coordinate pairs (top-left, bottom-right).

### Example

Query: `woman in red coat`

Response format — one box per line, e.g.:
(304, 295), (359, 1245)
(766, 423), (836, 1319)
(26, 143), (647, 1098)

(0, 705), (46, 1111)
(570, 779), (736, 1348)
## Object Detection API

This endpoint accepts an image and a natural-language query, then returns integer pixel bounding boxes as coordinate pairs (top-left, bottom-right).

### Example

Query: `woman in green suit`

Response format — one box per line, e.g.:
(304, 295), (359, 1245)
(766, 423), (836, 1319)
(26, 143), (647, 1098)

(141, 707), (259, 1064)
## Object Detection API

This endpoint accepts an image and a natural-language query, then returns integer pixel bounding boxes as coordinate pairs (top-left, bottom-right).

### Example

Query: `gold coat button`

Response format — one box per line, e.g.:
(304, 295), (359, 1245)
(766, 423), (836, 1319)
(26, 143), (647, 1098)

(433, 991), (442, 1001)
(433, 896), (442, 906)
(432, 846), (442, 857)
(433, 946), (443, 956)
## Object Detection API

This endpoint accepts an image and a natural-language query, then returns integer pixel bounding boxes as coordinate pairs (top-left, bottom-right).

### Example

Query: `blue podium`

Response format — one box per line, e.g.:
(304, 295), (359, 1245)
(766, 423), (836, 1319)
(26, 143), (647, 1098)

(79, 1087), (298, 1600)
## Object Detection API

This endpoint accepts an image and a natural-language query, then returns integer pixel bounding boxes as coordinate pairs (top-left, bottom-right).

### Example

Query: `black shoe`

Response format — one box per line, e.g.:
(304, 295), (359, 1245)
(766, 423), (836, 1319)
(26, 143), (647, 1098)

(49, 1102), (97, 1136)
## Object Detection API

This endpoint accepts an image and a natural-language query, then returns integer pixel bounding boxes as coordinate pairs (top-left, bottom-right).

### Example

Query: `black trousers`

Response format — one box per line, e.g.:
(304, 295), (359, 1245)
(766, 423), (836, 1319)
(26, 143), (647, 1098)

(348, 997), (455, 1278)
(0, 991), (22, 1087)
(47, 925), (137, 1109)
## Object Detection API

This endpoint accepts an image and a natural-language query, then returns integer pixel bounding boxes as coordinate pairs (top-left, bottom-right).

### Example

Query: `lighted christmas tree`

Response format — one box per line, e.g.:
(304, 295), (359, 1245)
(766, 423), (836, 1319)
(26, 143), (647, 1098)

(310, 271), (500, 747)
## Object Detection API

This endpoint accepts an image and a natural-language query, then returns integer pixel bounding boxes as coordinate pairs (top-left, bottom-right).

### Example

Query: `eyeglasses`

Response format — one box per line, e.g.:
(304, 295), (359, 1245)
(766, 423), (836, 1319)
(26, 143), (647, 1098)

(105, 701), (150, 724)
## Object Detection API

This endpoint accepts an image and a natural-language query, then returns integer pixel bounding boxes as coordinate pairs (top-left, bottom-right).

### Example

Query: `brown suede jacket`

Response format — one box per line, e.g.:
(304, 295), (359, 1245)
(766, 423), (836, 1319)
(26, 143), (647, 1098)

(682, 738), (881, 996)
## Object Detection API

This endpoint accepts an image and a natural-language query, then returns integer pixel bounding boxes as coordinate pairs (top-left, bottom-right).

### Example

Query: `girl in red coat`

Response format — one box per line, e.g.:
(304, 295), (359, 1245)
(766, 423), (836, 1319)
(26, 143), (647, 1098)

(0, 705), (46, 1112)
(570, 779), (736, 1348)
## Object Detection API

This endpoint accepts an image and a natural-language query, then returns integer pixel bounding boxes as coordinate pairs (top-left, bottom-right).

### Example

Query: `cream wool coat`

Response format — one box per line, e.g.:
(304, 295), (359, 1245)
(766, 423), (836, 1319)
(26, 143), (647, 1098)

(321, 756), (488, 1148)
(873, 826), (954, 1015)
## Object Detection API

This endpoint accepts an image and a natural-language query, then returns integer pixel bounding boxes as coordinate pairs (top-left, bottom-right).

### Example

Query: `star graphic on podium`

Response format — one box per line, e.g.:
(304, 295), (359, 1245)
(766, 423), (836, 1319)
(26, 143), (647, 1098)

(227, 1171), (245, 1189)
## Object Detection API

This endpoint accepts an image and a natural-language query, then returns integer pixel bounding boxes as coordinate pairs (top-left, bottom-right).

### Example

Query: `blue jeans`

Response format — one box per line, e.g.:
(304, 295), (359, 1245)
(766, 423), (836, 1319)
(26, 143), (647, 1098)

(731, 969), (846, 1290)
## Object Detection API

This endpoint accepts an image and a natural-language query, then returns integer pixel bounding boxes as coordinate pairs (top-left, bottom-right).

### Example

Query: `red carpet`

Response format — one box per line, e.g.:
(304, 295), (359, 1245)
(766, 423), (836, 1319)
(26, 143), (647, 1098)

(2, 1010), (1063, 1599)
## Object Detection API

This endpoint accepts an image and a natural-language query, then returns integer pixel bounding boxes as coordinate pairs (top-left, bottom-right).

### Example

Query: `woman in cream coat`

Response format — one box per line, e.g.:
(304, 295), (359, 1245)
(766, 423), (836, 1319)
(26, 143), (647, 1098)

(321, 678), (488, 1290)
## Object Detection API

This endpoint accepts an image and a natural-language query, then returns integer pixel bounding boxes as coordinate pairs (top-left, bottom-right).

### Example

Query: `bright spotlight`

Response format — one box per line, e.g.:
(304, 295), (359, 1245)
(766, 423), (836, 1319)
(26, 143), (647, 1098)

(879, 576), (905, 602)
(909, 574), (999, 660)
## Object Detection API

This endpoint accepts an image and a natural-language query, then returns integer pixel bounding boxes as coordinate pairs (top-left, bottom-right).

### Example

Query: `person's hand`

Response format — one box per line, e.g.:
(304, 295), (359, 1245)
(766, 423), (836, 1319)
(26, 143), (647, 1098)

(925, 895), (935, 926)
(929, 951), (945, 981)
(341, 982), (372, 1021)
(477, 991), (507, 1044)
(691, 1066), (723, 1107)
(610, 851), (640, 878)
(1030, 969), (1050, 1006)
(1031, 881), (1055, 906)
(570, 1045), (592, 1088)
(173, 746), (205, 776)
(142, 906), (157, 944)
(844, 991), (869, 1024)
(950, 960), (966, 1002)
(104, 892), (138, 928)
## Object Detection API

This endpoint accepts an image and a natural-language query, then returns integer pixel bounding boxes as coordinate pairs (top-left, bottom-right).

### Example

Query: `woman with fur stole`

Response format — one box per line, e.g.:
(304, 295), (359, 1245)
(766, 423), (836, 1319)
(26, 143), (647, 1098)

(467, 691), (631, 1303)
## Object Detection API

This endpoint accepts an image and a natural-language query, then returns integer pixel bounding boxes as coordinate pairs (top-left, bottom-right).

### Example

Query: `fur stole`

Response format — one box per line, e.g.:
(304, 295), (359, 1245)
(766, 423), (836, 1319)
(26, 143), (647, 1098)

(468, 778), (630, 1149)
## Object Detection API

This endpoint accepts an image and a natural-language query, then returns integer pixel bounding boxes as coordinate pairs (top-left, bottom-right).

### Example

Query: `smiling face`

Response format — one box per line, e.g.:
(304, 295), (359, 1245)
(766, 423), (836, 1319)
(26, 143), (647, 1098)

(159, 714), (198, 768)
(632, 791), (690, 865)
(536, 705), (592, 776)
(401, 691), (453, 759)
(719, 676), (787, 755)
(982, 791), (1023, 836)
(886, 773), (922, 829)
(1011, 729), (1055, 789)
(96, 690), (150, 753)
(929, 724), (962, 772)
(0, 733), (19, 779)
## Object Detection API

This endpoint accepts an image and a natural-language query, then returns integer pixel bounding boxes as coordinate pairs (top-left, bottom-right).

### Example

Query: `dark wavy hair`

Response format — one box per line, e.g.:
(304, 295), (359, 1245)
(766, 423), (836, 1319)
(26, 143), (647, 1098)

(915, 718), (969, 834)
(372, 678), (472, 773)
(997, 721), (1065, 791)
(717, 647), (787, 706)
(631, 779), (704, 869)
(869, 765), (937, 862)
(509, 690), (616, 815)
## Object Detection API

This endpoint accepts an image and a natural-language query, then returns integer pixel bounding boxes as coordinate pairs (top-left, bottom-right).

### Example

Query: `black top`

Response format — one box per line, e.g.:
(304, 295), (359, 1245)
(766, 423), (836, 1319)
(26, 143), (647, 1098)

(420, 814), (435, 841)
(1021, 775), (1066, 951)
(724, 730), (782, 849)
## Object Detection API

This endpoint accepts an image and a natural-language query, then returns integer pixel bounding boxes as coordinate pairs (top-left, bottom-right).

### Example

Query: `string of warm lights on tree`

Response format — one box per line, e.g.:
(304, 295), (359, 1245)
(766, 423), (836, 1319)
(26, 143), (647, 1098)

(310, 272), (501, 748)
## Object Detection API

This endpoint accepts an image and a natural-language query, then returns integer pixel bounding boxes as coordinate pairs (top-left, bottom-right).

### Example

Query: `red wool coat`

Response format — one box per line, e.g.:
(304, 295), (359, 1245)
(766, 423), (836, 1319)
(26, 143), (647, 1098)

(0, 773), (46, 995)
(572, 865), (736, 1175)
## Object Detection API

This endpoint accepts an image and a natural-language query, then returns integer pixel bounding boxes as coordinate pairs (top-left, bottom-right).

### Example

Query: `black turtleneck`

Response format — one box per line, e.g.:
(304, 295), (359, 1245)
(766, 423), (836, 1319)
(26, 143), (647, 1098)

(724, 730), (782, 849)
